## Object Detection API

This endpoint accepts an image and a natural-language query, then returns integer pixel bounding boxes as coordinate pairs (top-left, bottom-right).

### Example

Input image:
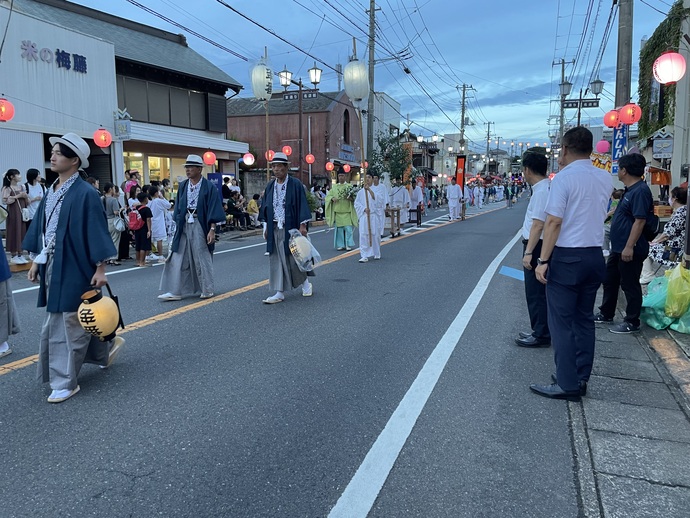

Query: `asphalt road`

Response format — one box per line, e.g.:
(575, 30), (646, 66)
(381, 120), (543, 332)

(1, 201), (580, 517)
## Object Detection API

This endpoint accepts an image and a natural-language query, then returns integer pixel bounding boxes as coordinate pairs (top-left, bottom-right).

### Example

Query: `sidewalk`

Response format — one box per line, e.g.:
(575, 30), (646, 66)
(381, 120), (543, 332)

(575, 307), (690, 517)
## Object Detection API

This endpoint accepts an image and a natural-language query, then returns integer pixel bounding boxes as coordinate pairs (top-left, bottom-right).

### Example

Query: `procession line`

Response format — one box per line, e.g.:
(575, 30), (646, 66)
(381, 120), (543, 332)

(328, 229), (522, 518)
(0, 216), (474, 377)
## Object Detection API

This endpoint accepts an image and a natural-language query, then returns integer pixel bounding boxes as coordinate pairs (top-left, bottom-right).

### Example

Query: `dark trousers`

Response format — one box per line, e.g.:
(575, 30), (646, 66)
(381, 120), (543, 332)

(547, 246), (606, 392)
(523, 240), (549, 339)
(599, 252), (645, 327)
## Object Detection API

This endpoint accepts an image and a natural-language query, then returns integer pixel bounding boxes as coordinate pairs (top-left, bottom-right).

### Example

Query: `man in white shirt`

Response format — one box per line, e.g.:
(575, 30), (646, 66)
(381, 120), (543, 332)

(531, 127), (611, 401)
(515, 152), (550, 348)
(409, 179), (423, 226)
(446, 177), (462, 220)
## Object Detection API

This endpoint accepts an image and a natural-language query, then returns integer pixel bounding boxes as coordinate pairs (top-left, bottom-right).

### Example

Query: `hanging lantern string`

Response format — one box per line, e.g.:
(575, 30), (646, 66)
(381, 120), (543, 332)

(0, 93), (109, 128)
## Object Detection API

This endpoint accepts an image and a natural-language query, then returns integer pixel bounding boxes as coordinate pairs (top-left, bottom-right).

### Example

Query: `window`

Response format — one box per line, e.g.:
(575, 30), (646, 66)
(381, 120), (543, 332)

(343, 110), (350, 144)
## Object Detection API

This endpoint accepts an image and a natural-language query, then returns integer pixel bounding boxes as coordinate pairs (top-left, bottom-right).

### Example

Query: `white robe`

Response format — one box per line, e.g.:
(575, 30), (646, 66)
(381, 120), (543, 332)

(371, 182), (388, 233)
(355, 188), (381, 259)
(446, 183), (462, 219)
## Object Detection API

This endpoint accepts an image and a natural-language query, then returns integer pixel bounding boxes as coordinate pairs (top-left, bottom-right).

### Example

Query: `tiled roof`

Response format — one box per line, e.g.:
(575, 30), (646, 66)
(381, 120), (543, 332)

(13, 0), (242, 91)
(227, 91), (346, 116)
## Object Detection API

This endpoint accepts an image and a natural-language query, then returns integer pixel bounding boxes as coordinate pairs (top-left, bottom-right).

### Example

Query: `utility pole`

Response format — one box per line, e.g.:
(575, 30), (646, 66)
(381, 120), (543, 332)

(615, 0), (634, 107)
(485, 121), (493, 157)
(366, 0), (379, 166)
(553, 58), (574, 142)
(459, 84), (474, 153)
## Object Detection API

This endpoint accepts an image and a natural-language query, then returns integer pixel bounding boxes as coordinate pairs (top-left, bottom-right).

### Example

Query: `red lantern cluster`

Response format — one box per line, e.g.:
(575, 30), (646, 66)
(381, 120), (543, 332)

(603, 109), (620, 128)
(0, 98), (15, 122)
(203, 151), (217, 166)
(305, 153), (315, 164)
(282, 145), (292, 156)
(325, 162), (334, 171)
(619, 103), (642, 125)
(93, 128), (112, 148)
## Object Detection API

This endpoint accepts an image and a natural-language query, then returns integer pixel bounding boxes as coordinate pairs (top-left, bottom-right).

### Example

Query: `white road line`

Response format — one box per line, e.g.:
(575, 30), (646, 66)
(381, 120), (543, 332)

(328, 230), (522, 518)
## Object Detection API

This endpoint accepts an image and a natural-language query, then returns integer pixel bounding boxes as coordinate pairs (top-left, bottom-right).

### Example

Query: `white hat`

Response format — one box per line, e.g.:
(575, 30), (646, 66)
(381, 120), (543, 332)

(184, 154), (204, 167)
(49, 133), (90, 169)
(270, 152), (289, 164)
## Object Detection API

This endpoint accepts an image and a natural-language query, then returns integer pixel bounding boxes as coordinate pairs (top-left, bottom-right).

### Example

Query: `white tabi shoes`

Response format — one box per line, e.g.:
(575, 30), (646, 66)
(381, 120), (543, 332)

(262, 294), (284, 304)
(47, 385), (80, 404)
(158, 292), (182, 301)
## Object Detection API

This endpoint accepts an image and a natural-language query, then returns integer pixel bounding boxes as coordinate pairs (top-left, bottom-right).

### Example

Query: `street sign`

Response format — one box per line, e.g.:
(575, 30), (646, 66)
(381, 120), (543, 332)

(562, 100), (579, 109)
(611, 124), (628, 175)
(652, 137), (673, 160)
(581, 99), (599, 108)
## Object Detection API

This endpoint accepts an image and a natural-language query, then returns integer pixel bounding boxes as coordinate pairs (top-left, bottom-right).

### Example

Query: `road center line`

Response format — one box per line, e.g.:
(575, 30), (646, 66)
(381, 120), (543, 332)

(328, 230), (521, 518)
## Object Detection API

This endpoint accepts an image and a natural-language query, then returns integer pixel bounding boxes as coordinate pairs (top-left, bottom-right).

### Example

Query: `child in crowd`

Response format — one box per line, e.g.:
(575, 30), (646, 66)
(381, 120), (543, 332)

(134, 192), (153, 267)
(147, 185), (171, 261)
(247, 193), (260, 227)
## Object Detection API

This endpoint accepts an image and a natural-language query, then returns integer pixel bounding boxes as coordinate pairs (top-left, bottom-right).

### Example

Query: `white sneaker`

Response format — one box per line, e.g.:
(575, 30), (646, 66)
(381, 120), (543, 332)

(158, 292), (182, 301)
(17, 256), (28, 264)
(358, 257), (368, 263)
(302, 281), (313, 297)
(10, 257), (22, 265)
(47, 385), (80, 403)
(146, 253), (159, 262)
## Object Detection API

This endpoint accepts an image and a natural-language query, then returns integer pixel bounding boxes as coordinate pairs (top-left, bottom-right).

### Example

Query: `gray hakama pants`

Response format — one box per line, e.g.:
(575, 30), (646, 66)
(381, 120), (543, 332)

(159, 219), (214, 296)
(0, 279), (20, 343)
(37, 257), (109, 391)
(269, 223), (307, 292)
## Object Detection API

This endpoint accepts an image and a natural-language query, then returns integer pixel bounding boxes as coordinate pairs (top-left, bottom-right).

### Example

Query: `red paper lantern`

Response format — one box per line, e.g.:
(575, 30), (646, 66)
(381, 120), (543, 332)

(343, 164), (351, 173)
(265, 149), (275, 161)
(282, 145), (292, 156)
(0, 98), (15, 122)
(364, 161), (369, 168)
(325, 162), (334, 171)
(619, 103), (641, 125)
(305, 153), (315, 164)
(203, 151), (217, 165)
(243, 152), (255, 166)
(653, 51), (686, 85)
(603, 109), (620, 128)
(93, 128), (112, 148)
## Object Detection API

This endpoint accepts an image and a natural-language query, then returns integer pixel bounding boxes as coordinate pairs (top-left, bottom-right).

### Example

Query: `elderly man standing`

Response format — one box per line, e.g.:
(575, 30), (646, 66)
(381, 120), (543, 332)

(24, 133), (122, 403)
(325, 166), (358, 251)
(259, 152), (313, 304)
(158, 154), (226, 301)
(531, 127), (611, 401)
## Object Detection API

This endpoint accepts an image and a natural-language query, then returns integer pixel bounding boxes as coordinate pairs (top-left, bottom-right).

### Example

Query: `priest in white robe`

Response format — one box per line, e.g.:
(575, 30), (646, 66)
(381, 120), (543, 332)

(446, 177), (463, 220)
(354, 172), (381, 262)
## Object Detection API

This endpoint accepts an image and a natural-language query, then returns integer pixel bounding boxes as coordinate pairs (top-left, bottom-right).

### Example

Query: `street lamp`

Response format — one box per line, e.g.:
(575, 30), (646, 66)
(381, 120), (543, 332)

(278, 63), (322, 184)
(562, 78), (606, 127)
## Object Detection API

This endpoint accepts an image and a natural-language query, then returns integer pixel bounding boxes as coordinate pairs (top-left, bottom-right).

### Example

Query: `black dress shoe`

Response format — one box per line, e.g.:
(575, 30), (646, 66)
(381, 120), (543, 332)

(515, 335), (551, 348)
(551, 374), (588, 396)
(530, 382), (581, 401)
(519, 331), (533, 339)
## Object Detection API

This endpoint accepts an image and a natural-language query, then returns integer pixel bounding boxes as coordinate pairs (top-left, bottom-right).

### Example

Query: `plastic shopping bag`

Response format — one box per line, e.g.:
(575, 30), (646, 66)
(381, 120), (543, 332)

(641, 277), (674, 330)
(288, 229), (322, 272)
(665, 264), (690, 318)
(670, 308), (690, 333)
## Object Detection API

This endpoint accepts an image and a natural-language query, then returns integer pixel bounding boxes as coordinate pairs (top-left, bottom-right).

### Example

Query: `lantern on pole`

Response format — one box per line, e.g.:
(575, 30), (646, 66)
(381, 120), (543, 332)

(93, 127), (112, 148)
(343, 164), (351, 173)
(603, 109), (620, 128)
(619, 103), (642, 125)
(653, 51), (686, 85)
(0, 98), (15, 122)
(243, 153), (255, 166)
(250, 47), (273, 181)
(305, 153), (315, 164)
(282, 145), (292, 156)
(325, 162), (334, 171)
(203, 151), (216, 166)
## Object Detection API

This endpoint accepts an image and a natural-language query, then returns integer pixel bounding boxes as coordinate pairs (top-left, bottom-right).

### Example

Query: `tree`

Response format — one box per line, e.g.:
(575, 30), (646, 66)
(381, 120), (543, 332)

(368, 132), (412, 182)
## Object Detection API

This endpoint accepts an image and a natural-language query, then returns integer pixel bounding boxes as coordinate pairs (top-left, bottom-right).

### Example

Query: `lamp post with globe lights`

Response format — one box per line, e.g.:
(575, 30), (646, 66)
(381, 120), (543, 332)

(561, 77), (604, 127)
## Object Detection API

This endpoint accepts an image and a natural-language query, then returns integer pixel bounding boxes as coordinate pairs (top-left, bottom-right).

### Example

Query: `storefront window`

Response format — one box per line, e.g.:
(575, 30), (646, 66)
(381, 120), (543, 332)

(123, 152), (143, 180)
(148, 156), (171, 184)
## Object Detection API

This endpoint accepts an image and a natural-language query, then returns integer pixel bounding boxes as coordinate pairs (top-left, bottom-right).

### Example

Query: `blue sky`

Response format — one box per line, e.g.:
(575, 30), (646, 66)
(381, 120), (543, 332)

(69, 0), (670, 152)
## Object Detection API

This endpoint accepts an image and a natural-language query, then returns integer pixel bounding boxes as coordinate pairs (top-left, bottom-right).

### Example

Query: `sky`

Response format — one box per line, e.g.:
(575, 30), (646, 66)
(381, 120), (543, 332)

(68, 0), (671, 153)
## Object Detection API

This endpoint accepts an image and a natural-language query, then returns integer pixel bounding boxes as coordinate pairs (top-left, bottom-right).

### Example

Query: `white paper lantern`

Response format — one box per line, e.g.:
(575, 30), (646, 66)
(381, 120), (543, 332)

(250, 58), (273, 101)
(343, 58), (369, 103)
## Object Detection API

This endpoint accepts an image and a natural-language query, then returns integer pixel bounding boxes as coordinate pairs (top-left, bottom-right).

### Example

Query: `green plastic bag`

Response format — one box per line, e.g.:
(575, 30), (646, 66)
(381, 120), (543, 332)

(670, 309), (690, 333)
(641, 277), (674, 329)
(665, 264), (690, 318)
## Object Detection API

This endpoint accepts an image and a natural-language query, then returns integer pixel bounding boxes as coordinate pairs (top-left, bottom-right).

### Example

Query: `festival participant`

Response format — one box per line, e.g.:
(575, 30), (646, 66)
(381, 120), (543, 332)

(259, 152), (313, 304)
(24, 133), (123, 403)
(158, 154), (226, 301)
(370, 171), (388, 238)
(355, 171), (381, 262)
(409, 179), (423, 225)
(389, 178), (410, 225)
(446, 177), (462, 220)
(325, 166), (358, 251)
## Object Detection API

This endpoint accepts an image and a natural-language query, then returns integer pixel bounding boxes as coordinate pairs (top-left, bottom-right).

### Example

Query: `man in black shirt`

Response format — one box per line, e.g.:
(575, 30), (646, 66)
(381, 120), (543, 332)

(595, 153), (653, 333)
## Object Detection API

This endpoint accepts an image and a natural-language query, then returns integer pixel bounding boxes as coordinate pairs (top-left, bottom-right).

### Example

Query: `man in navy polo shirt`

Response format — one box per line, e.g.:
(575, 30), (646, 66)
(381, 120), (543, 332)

(595, 153), (652, 333)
